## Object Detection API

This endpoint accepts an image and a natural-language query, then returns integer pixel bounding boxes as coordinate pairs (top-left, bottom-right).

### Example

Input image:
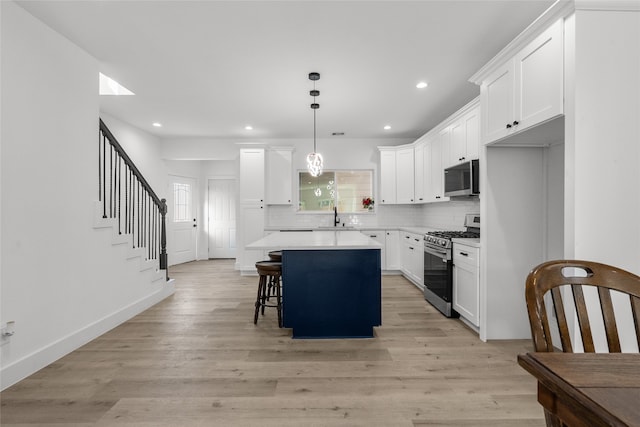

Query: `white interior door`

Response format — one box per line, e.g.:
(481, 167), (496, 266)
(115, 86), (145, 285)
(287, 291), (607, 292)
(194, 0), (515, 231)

(208, 179), (237, 259)
(168, 175), (197, 266)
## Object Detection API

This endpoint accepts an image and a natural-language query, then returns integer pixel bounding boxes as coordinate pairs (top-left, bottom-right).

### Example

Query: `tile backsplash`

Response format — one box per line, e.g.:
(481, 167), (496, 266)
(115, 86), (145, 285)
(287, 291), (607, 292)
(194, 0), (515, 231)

(266, 198), (479, 231)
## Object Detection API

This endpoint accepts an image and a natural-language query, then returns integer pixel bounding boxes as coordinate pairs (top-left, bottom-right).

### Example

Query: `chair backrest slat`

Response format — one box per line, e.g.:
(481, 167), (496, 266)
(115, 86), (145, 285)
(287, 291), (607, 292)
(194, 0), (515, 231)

(551, 287), (572, 352)
(571, 285), (596, 352)
(632, 296), (640, 345)
(598, 287), (621, 352)
(525, 260), (640, 353)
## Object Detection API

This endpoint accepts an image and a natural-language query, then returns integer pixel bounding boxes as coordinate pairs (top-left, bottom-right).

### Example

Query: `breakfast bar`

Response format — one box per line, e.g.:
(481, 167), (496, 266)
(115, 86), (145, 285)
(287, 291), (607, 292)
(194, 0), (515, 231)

(246, 230), (382, 338)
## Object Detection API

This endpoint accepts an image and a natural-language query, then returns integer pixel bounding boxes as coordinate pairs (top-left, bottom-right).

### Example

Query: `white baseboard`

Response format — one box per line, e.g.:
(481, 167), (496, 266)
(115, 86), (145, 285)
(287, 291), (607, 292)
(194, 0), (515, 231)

(0, 280), (175, 391)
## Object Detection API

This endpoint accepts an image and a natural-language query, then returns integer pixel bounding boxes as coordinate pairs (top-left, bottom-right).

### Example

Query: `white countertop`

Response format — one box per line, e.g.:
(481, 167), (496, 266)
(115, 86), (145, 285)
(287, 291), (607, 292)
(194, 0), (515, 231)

(246, 230), (383, 250)
(452, 237), (481, 248)
(264, 225), (441, 234)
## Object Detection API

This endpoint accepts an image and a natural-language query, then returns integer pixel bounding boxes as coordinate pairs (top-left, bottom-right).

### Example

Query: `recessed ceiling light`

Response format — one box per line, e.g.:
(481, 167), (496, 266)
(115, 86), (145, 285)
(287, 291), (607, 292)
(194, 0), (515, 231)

(99, 73), (135, 95)
(416, 81), (428, 89)
(384, 125), (391, 130)
(152, 122), (162, 127)
(245, 125), (253, 130)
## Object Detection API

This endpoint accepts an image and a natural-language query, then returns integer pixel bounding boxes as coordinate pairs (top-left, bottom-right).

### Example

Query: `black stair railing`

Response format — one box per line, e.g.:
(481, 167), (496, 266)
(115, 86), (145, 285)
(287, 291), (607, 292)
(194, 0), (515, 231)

(98, 119), (169, 280)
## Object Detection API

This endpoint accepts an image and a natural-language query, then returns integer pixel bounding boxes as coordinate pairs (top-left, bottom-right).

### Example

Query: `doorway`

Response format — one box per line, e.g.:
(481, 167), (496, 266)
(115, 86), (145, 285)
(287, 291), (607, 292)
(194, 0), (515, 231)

(167, 175), (197, 265)
(208, 179), (236, 259)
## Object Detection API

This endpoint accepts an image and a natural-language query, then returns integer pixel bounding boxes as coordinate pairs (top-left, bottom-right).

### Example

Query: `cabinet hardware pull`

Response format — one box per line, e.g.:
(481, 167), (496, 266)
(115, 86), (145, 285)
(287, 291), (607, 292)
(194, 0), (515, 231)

(436, 196), (441, 199)
(460, 252), (468, 256)
(506, 123), (512, 129)
(370, 235), (377, 238)
(419, 198), (423, 201)
(513, 120), (519, 126)
(409, 247), (414, 250)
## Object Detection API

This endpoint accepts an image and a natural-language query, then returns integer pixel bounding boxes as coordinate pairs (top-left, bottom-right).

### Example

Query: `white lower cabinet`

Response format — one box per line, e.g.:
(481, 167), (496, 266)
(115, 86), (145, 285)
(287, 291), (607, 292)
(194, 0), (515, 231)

(401, 231), (424, 287)
(238, 204), (265, 272)
(385, 230), (401, 270)
(452, 243), (480, 327)
(363, 229), (403, 271)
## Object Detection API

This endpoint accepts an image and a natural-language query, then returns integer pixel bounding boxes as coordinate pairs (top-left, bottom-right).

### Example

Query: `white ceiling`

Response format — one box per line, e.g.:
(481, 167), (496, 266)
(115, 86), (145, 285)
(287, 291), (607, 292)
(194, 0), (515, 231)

(17, 0), (555, 141)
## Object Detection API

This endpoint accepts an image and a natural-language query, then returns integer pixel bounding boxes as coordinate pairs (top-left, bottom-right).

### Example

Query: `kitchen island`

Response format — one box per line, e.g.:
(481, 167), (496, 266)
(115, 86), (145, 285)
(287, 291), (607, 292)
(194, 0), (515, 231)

(246, 230), (382, 338)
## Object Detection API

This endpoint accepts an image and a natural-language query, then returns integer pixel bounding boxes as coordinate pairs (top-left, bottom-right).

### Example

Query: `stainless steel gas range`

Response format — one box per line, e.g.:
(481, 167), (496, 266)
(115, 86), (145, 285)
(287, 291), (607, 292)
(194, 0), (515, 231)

(423, 214), (480, 317)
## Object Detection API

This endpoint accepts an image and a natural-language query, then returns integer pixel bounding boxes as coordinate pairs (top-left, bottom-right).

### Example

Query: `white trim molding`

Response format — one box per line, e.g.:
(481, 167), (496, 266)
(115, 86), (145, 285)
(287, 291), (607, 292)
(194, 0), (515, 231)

(576, 0), (640, 11)
(0, 282), (175, 390)
(469, 0), (575, 85)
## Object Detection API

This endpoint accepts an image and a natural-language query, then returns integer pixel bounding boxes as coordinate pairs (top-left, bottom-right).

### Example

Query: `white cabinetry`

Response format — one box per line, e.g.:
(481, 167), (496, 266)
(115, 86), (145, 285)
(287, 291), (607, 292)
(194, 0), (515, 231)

(481, 19), (563, 144)
(239, 148), (265, 204)
(238, 148), (265, 273)
(385, 230), (401, 270)
(401, 231), (423, 287)
(447, 106), (480, 167)
(379, 98), (478, 205)
(427, 134), (448, 202)
(414, 142), (426, 203)
(266, 147), (293, 205)
(452, 242), (480, 327)
(379, 148), (397, 204)
(395, 147), (415, 204)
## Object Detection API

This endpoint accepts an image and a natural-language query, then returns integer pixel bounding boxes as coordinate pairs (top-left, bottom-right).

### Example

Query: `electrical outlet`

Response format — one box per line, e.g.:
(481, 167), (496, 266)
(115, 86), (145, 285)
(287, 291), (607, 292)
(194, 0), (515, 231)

(1, 321), (15, 342)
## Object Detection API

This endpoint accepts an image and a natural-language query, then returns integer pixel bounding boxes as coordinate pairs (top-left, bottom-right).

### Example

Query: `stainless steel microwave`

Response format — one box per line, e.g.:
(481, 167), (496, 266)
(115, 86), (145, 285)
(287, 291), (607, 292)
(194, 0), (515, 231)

(444, 159), (479, 197)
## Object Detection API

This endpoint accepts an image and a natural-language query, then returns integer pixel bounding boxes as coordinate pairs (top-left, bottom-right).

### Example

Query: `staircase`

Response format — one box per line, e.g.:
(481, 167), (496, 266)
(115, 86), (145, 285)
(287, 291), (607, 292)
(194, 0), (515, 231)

(96, 118), (170, 282)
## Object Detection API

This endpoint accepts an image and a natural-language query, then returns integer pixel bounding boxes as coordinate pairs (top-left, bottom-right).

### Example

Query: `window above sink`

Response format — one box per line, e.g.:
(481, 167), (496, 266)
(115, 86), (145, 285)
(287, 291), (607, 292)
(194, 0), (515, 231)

(298, 170), (374, 213)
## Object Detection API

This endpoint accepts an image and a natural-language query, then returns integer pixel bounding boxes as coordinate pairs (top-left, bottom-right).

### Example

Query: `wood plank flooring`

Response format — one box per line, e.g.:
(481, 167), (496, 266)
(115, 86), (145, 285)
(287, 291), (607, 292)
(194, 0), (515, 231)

(1, 260), (545, 426)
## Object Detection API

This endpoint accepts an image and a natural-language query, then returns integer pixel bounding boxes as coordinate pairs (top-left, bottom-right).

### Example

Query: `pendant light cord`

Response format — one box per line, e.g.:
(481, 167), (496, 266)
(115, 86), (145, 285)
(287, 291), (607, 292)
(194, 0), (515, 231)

(313, 80), (317, 153)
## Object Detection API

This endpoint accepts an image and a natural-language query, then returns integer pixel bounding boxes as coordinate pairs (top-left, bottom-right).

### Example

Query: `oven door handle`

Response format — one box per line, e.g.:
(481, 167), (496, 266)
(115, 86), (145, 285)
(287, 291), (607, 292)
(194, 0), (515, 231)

(424, 245), (448, 260)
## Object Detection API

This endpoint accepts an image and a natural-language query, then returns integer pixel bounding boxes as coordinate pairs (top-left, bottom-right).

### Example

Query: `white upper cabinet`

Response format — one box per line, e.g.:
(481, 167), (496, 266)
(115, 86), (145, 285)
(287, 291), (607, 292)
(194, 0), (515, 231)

(445, 104), (481, 168)
(395, 147), (415, 204)
(515, 19), (563, 130)
(428, 131), (448, 202)
(464, 108), (480, 160)
(414, 142), (426, 203)
(481, 19), (564, 144)
(239, 148), (265, 204)
(266, 147), (293, 205)
(379, 98), (477, 205)
(379, 148), (397, 204)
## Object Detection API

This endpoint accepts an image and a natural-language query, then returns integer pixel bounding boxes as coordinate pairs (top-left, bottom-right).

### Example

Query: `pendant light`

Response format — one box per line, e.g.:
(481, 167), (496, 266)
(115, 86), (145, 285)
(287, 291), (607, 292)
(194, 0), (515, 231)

(306, 72), (323, 177)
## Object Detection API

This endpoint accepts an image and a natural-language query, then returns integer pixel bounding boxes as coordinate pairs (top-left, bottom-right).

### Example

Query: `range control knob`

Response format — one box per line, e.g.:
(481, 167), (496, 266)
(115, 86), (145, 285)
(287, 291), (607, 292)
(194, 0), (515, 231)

(441, 240), (447, 247)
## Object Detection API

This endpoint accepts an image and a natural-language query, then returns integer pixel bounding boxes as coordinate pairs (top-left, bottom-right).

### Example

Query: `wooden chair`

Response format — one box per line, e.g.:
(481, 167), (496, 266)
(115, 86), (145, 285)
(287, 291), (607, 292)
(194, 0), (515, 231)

(525, 260), (640, 426)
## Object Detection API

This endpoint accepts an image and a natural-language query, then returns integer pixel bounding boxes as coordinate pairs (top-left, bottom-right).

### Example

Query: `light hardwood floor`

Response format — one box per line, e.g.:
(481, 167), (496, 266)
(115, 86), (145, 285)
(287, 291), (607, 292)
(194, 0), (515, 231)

(1, 260), (545, 426)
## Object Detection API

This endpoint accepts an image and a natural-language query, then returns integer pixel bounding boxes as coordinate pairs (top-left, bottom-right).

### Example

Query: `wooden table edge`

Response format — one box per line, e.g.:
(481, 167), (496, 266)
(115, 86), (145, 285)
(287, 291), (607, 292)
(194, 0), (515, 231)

(517, 353), (630, 427)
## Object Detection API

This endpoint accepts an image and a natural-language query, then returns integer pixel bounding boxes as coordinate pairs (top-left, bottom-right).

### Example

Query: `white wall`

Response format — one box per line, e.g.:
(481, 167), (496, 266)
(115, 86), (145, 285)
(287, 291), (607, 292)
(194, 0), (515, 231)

(569, 8), (640, 352)
(545, 142), (564, 260)
(101, 113), (168, 197)
(421, 199), (480, 230)
(0, 2), (171, 389)
(571, 8), (640, 273)
(483, 147), (545, 340)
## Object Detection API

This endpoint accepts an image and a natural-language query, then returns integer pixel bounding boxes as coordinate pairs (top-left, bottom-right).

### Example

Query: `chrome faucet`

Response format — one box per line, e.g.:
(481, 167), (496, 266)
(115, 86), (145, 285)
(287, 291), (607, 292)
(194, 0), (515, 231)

(334, 206), (340, 227)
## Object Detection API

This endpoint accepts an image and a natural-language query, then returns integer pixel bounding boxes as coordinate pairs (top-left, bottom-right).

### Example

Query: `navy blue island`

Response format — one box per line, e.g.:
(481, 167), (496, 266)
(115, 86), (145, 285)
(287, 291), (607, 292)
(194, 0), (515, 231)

(246, 231), (382, 338)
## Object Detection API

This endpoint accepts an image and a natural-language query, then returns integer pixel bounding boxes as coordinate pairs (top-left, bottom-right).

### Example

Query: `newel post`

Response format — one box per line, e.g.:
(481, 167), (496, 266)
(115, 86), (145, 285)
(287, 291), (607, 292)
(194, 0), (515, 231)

(159, 198), (169, 280)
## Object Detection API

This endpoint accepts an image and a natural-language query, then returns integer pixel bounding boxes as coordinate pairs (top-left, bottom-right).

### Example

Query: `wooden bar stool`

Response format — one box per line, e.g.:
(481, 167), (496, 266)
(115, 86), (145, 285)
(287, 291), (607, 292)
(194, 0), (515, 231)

(268, 250), (282, 261)
(266, 251), (283, 299)
(253, 261), (282, 327)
